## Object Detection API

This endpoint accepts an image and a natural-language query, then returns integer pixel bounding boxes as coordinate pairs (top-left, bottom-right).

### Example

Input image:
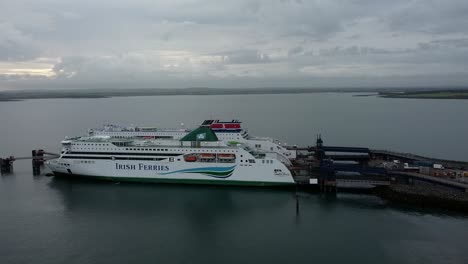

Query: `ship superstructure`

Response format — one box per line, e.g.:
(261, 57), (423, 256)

(89, 120), (296, 160)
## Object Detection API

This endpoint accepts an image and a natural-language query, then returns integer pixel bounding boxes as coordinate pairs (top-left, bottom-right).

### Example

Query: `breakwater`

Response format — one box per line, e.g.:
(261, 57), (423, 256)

(376, 183), (468, 213)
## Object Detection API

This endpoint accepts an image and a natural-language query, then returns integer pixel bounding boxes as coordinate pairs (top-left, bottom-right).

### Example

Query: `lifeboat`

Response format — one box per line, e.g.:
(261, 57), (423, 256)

(184, 155), (197, 162)
(218, 154), (236, 160)
(200, 153), (216, 160)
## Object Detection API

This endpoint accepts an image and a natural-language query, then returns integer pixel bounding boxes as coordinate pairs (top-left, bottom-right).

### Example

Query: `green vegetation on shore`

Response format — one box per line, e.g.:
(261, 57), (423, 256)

(1, 87), (468, 101)
(0, 87), (383, 102)
(379, 90), (468, 99)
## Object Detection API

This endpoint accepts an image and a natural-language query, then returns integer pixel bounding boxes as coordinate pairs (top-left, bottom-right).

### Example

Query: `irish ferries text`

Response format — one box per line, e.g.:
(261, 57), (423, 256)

(115, 163), (169, 171)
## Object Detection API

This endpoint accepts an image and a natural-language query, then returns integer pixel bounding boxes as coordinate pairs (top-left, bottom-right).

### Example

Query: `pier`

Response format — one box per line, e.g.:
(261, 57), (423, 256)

(287, 136), (388, 191)
(1, 150), (59, 175)
(287, 136), (468, 194)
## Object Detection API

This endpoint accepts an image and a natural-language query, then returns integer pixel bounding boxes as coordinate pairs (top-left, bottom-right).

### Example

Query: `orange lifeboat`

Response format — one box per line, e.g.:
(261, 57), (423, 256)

(184, 155), (197, 162)
(218, 154), (236, 160)
(200, 153), (216, 160)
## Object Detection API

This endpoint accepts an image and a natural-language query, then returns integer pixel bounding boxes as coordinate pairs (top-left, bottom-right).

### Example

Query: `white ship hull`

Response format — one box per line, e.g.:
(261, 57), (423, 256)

(47, 157), (295, 186)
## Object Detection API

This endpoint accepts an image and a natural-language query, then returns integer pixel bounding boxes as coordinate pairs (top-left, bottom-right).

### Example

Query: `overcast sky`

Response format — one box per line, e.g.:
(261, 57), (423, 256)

(1, 0), (468, 90)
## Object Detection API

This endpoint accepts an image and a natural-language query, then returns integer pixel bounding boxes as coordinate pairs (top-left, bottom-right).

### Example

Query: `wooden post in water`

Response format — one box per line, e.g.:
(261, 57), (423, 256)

(295, 185), (300, 216)
(32, 150), (41, 175)
(1, 157), (14, 174)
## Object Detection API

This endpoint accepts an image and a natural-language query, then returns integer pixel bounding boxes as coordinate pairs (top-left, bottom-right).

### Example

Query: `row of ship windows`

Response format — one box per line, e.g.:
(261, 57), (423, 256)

(73, 138), (240, 146)
(122, 148), (238, 153)
(112, 136), (174, 139)
(80, 160), (96, 164)
(74, 148), (115, 151)
(105, 132), (239, 136)
(106, 132), (185, 135)
(73, 143), (108, 146)
(238, 160), (273, 164)
(69, 147), (237, 153)
(73, 142), (243, 147)
(126, 148), (169, 151)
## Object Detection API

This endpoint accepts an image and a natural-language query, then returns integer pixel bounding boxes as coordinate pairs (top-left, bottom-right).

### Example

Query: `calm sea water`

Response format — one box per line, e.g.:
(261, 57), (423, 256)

(1, 93), (468, 264)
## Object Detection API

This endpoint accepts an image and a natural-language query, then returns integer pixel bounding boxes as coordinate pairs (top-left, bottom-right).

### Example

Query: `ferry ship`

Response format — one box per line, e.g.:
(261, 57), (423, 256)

(89, 120), (296, 160)
(45, 125), (296, 186)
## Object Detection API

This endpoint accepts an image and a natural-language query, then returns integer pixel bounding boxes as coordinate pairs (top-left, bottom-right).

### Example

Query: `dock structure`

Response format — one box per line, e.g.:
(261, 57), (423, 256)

(286, 136), (468, 193)
(287, 136), (390, 191)
(1, 150), (59, 175)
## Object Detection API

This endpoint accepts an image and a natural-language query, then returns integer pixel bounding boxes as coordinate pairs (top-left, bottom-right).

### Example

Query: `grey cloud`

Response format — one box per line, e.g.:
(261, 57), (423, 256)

(419, 38), (468, 50)
(318, 46), (410, 57)
(220, 50), (271, 64)
(385, 0), (468, 34)
(288, 46), (304, 56)
(1, 0), (468, 89)
(0, 23), (41, 61)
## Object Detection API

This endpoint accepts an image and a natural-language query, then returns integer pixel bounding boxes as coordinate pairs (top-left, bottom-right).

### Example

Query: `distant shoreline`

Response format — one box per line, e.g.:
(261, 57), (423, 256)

(1, 87), (468, 102)
(379, 90), (468, 99)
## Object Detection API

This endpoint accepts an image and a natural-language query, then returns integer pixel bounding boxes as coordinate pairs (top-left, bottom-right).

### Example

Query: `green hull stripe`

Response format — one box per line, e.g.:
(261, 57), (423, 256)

(184, 170), (234, 178)
(53, 173), (296, 187)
